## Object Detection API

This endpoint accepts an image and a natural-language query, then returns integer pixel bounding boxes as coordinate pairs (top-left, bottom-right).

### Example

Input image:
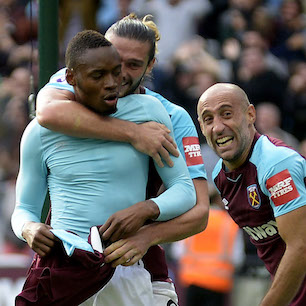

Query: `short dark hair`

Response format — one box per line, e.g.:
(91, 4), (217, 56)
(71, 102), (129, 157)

(106, 13), (160, 63)
(65, 30), (112, 69)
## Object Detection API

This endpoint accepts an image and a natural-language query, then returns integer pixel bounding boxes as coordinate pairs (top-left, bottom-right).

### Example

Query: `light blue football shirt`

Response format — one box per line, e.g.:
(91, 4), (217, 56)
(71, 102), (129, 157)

(12, 94), (196, 240)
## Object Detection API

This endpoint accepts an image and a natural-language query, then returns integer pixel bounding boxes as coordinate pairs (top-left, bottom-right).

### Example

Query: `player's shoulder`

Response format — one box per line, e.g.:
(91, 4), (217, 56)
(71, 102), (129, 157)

(21, 118), (42, 148)
(23, 118), (61, 143)
(251, 134), (305, 184)
(23, 118), (40, 135)
(115, 94), (169, 124)
(118, 93), (164, 112)
(251, 134), (302, 168)
(48, 68), (67, 83)
(123, 92), (162, 104)
(144, 87), (194, 124)
(43, 67), (74, 92)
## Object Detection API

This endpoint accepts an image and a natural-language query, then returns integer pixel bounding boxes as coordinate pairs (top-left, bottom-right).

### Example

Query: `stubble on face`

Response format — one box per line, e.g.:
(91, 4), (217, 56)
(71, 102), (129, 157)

(198, 83), (256, 170)
(106, 34), (152, 97)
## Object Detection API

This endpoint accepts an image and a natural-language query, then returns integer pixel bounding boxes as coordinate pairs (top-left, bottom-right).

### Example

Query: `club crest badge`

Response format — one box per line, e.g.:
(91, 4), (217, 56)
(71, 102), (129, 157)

(247, 184), (261, 209)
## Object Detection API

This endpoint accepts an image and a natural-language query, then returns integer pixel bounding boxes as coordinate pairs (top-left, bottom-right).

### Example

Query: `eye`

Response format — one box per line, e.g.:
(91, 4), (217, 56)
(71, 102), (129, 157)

(223, 110), (232, 118)
(203, 116), (213, 124)
(91, 72), (104, 80)
(113, 67), (122, 77)
(127, 62), (143, 70)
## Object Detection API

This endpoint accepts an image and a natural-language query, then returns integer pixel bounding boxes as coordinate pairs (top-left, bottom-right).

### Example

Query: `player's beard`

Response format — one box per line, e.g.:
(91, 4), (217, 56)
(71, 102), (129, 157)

(124, 77), (143, 96)
(121, 67), (147, 97)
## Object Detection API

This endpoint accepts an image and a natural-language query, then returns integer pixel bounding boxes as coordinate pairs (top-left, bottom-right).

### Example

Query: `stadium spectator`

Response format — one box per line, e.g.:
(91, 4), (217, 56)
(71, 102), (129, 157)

(270, 0), (306, 64)
(283, 61), (306, 141)
(233, 46), (288, 108)
(131, 0), (212, 71)
(255, 102), (299, 150)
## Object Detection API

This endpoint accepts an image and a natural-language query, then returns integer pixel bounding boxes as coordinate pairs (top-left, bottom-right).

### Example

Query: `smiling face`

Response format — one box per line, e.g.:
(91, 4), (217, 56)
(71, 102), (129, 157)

(66, 45), (122, 115)
(106, 33), (155, 97)
(198, 83), (256, 171)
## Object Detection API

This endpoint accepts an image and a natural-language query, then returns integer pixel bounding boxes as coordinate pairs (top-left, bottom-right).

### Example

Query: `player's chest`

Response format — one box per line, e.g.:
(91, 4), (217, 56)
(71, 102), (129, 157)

(45, 138), (148, 177)
(215, 164), (274, 229)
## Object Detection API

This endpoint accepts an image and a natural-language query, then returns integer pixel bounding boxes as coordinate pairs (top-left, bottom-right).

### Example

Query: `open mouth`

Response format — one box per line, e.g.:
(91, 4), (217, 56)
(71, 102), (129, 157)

(104, 93), (118, 104)
(216, 136), (234, 147)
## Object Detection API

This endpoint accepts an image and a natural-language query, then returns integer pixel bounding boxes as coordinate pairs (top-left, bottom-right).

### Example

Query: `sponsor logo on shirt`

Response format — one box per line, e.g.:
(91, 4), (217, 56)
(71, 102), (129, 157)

(182, 137), (203, 166)
(243, 220), (278, 241)
(247, 184), (261, 209)
(266, 169), (299, 206)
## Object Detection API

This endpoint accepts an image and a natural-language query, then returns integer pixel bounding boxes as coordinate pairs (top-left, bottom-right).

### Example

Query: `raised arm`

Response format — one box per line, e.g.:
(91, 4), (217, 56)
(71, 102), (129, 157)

(260, 205), (306, 306)
(36, 87), (179, 167)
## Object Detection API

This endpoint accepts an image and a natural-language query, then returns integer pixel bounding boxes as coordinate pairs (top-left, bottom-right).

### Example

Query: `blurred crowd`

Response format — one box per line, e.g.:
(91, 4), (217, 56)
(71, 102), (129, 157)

(0, 0), (305, 304)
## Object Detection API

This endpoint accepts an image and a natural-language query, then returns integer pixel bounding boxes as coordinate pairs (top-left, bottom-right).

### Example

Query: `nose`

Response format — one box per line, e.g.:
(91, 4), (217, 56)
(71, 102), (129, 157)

(212, 116), (225, 134)
(104, 73), (119, 89)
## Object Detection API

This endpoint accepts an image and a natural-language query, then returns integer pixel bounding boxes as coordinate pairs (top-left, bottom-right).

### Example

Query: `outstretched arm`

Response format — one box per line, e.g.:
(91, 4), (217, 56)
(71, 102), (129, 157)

(36, 87), (179, 167)
(103, 178), (209, 267)
(260, 205), (306, 306)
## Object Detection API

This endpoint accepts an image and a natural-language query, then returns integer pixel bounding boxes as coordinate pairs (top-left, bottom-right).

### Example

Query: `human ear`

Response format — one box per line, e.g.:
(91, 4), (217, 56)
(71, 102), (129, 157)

(247, 104), (256, 124)
(146, 58), (156, 74)
(198, 117), (207, 138)
(66, 68), (75, 86)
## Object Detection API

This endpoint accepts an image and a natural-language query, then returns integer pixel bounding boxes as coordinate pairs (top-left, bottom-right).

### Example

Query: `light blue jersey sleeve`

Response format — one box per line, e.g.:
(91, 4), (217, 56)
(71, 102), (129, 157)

(153, 157), (196, 221)
(11, 119), (48, 240)
(254, 136), (306, 217)
(145, 88), (207, 180)
(117, 95), (196, 221)
(152, 127), (196, 221)
(261, 155), (306, 217)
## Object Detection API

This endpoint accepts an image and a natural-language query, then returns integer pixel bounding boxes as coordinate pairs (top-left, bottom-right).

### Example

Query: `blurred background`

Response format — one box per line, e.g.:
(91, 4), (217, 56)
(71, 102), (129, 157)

(0, 0), (305, 305)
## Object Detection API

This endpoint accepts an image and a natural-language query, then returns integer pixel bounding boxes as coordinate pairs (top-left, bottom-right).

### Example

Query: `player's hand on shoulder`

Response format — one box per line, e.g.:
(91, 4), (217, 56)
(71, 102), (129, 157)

(22, 221), (57, 257)
(131, 121), (179, 168)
